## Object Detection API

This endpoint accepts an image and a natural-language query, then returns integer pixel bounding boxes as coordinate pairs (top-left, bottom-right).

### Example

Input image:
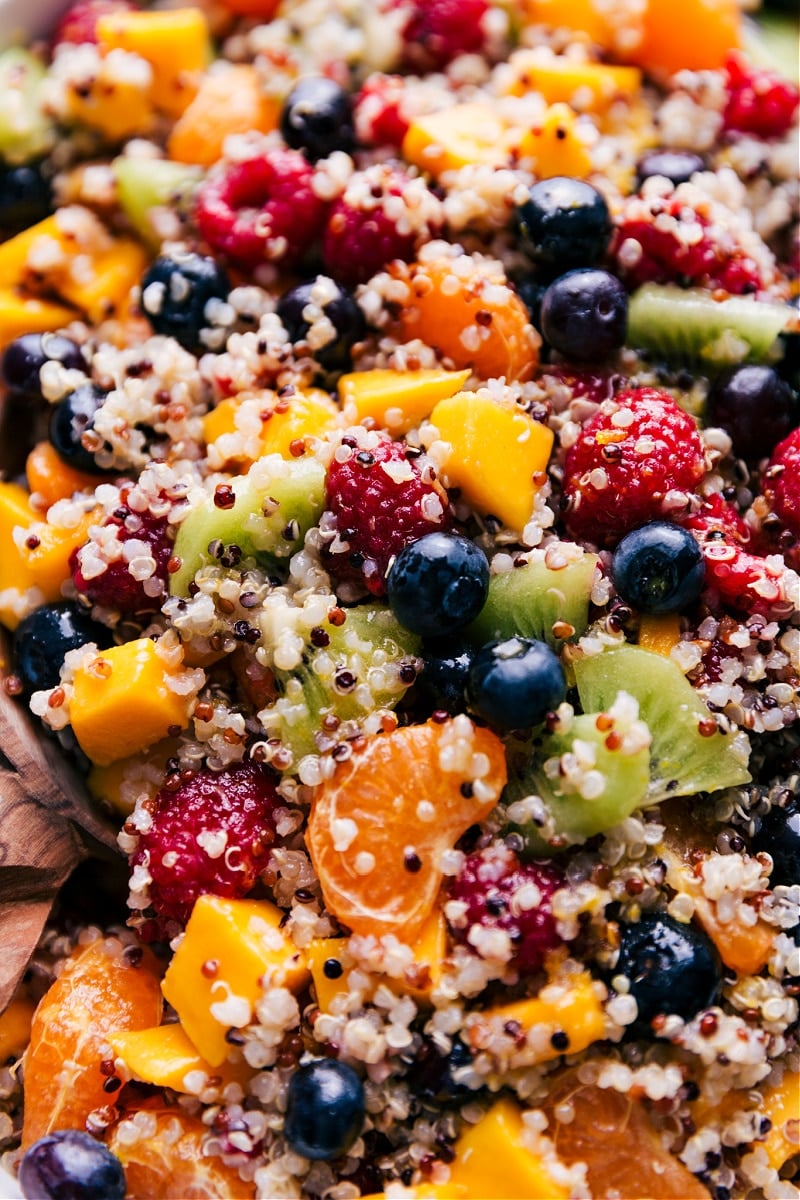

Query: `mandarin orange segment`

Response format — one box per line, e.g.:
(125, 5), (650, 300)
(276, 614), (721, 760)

(386, 257), (540, 382)
(168, 65), (280, 167)
(307, 715), (507, 940)
(107, 1107), (256, 1199)
(21, 938), (163, 1148)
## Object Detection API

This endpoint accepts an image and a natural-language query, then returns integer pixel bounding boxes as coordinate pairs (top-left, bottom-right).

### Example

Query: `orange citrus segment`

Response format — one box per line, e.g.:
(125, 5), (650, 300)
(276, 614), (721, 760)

(21, 938), (163, 1148)
(307, 716), (507, 940)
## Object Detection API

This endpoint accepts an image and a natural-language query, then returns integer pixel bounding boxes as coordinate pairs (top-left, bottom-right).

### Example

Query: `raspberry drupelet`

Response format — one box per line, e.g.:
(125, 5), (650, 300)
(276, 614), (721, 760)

(70, 500), (174, 615)
(561, 386), (706, 547)
(448, 844), (564, 976)
(354, 75), (410, 150)
(51, 0), (134, 47)
(130, 760), (280, 938)
(322, 434), (454, 596)
(722, 51), (800, 140)
(763, 427), (800, 539)
(397, 0), (492, 72)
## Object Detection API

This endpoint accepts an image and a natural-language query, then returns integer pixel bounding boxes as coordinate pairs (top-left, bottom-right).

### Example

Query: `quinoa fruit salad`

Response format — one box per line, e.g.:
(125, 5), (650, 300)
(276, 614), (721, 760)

(0, 0), (798, 1196)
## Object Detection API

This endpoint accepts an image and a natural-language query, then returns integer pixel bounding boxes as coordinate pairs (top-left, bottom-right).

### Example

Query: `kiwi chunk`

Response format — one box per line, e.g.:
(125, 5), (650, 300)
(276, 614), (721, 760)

(574, 645), (751, 801)
(0, 49), (55, 164)
(170, 456), (326, 596)
(256, 598), (420, 766)
(628, 283), (789, 366)
(113, 157), (203, 248)
(467, 549), (599, 650)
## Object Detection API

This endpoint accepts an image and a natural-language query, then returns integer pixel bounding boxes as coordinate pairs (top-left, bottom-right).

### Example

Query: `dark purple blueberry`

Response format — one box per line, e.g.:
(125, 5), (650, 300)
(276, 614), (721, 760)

(515, 277), (547, 334)
(611, 521), (706, 614)
(387, 531), (489, 638)
(18, 1129), (126, 1200)
(280, 76), (355, 162)
(2, 333), (85, 398)
(13, 602), (114, 697)
(614, 912), (721, 1033)
(540, 268), (628, 362)
(140, 251), (230, 354)
(0, 161), (52, 236)
(515, 177), (612, 275)
(49, 383), (110, 472)
(467, 637), (566, 730)
(418, 639), (474, 714)
(751, 799), (800, 889)
(705, 364), (798, 461)
(277, 277), (365, 373)
(636, 150), (706, 188)
(284, 1059), (365, 1160)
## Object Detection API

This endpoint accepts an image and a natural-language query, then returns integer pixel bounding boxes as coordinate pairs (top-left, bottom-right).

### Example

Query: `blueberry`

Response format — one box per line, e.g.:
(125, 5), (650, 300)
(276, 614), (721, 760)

(614, 912), (721, 1031)
(387, 532), (489, 638)
(277, 277), (365, 374)
(2, 333), (85, 398)
(13, 603), (114, 697)
(0, 161), (52, 236)
(611, 521), (705, 614)
(280, 76), (355, 162)
(776, 296), (800, 390)
(515, 277), (547, 334)
(49, 383), (109, 472)
(140, 252), (231, 354)
(540, 268), (628, 362)
(18, 1129), (126, 1200)
(284, 1059), (365, 1160)
(418, 639), (474, 714)
(705, 364), (798, 462)
(751, 800), (800, 889)
(467, 637), (566, 730)
(515, 177), (612, 275)
(635, 149), (706, 188)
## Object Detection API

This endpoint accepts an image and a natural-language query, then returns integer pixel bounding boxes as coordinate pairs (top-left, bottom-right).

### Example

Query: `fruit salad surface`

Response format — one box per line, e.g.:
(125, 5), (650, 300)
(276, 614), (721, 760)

(0, 0), (798, 1197)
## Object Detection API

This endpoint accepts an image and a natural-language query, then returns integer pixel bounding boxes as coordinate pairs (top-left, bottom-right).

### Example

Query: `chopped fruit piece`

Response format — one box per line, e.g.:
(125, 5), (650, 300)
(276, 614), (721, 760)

(0, 49), (54, 165)
(469, 550), (598, 650)
(338, 368), (470, 434)
(520, 0), (614, 50)
(0, 995), (36, 1062)
(629, 0), (740, 75)
(722, 50), (799, 138)
(764, 427), (800, 538)
(52, 0), (134, 47)
(70, 637), (201, 766)
(448, 1098), (570, 1199)
(66, 60), (155, 141)
(168, 65), (280, 167)
(307, 716), (507, 940)
(107, 1108), (256, 1199)
(113, 156), (202, 248)
(0, 481), (43, 629)
(386, 255), (540, 382)
(96, 7), (211, 117)
(402, 103), (510, 180)
(759, 1072), (800, 1170)
(70, 501), (174, 615)
(355, 74), (410, 149)
(86, 737), (178, 818)
(204, 390), (339, 468)
(0, 289), (76, 348)
(516, 104), (593, 179)
(506, 55), (641, 113)
(638, 612), (681, 656)
(217, 0), (279, 16)
(12, 602), (112, 697)
(160, 894), (309, 1067)
(541, 1068), (712, 1198)
(109, 1023), (253, 1091)
(25, 442), (98, 508)
(398, 0), (491, 72)
(430, 392), (554, 532)
(17, 505), (98, 608)
(21, 939), (162, 1148)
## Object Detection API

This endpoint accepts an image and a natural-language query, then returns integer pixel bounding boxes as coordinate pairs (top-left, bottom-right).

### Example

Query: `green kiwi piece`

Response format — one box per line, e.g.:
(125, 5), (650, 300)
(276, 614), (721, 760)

(170, 456), (326, 596)
(0, 50), (55, 164)
(627, 283), (789, 367)
(467, 550), (599, 650)
(113, 157), (203, 247)
(573, 645), (751, 801)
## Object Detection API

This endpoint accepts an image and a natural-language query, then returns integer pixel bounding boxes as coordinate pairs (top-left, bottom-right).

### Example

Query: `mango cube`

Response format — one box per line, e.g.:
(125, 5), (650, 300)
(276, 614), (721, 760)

(87, 737), (180, 817)
(161, 895), (309, 1067)
(110, 1022), (253, 1092)
(0, 289), (76, 348)
(66, 57), (155, 141)
(338, 368), (471, 434)
(70, 637), (199, 765)
(521, 0), (614, 49)
(96, 8), (211, 117)
(204, 390), (339, 470)
(430, 392), (554, 531)
(637, 613), (682, 657)
(0, 996), (36, 1062)
(507, 54), (641, 113)
(448, 1098), (569, 1199)
(758, 1071), (800, 1170)
(403, 103), (510, 179)
(0, 482), (40, 628)
(516, 103), (593, 179)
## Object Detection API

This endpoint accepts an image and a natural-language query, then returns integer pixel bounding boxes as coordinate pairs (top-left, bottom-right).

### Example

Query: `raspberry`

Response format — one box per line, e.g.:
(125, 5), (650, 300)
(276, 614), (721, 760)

(682, 496), (792, 615)
(763, 427), (800, 539)
(354, 75), (410, 149)
(561, 386), (706, 547)
(130, 761), (279, 935)
(448, 844), (564, 976)
(541, 364), (620, 406)
(612, 190), (767, 294)
(722, 51), (800, 140)
(70, 501), (174, 615)
(322, 435), (453, 595)
(321, 165), (443, 288)
(195, 150), (328, 272)
(51, 0), (134, 47)
(397, 0), (491, 71)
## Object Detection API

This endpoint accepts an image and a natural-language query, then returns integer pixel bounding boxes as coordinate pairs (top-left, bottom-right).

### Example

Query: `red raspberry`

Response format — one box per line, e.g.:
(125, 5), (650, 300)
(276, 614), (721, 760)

(561, 386), (706, 547)
(397, 0), (491, 71)
(763, 427), (800, 538)
(354, 75), (410, 149)
(70, 501), (174, 615)
(541, 364), (620, 406)
(722, 51), (800, 140)
(131, 761), (280, 935)
(322, 165), (443, 288)
(322, 435), (453, 595)
(51, 0), (134, 47)
(448, 845), (564, 976)
(612, 190), (767, 294)
(682, 496), (792, 615)
(195, 150), (328, 272)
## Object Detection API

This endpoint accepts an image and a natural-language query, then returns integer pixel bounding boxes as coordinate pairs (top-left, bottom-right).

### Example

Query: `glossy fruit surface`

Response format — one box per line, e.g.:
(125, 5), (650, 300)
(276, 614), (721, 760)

(467, 637), (566, 730)
(284, 1060), (365, 1161)
(635, 149), (706, 187)
(611, 521), (706, 614)
(540, 268), (628, 362)
(417, 639), (474, 714)
(2, 333), (84, 398)
(12, 602), (114, 695)
(49, 385), (108, 473)
(387, 531), (489, 638)
(515, 177), (611, 274)
(613, 912), (721, 1031)
(0, 162), (52, 236)
(277, 277), (365, 373)
(140, 252), (230, 354)
(18, 1130), (126, 1200)
(751, 800), (800, 888)
(280, 76), (355, 162)
(705, 364), (797, 461)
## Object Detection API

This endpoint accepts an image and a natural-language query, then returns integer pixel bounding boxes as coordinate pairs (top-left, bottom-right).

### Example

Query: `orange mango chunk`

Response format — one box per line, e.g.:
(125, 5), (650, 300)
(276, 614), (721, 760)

(87, 737), (180, 817)
(18, 507), (97, 602)
(507, 54), (641, 112)
(0, 288), (75, 348)
(110, 1022), (254, 1092)
(449, 1098), (570, 1199)
(161, 895), (309, 1067)
(0, 996), (36, 1062)
(638, 612), (682, 657)
(338, 367), (470, 434)
(96, 8), (211, 117)
(403, 102), (510, 179)
(430, 392), (554, 532)
(521, 0), (614, 49)
(516, 103), (593, 178)
(70, 637), (200, 765)
(204, 389), (339, 469)
(26, 441), (98, 509)
(168, 65), (280, 166)
(760, 1071), (800, 1170)
(628, 0), (740, 74)
(66, 56), (155, 141)
(0, 481), (41, 628)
